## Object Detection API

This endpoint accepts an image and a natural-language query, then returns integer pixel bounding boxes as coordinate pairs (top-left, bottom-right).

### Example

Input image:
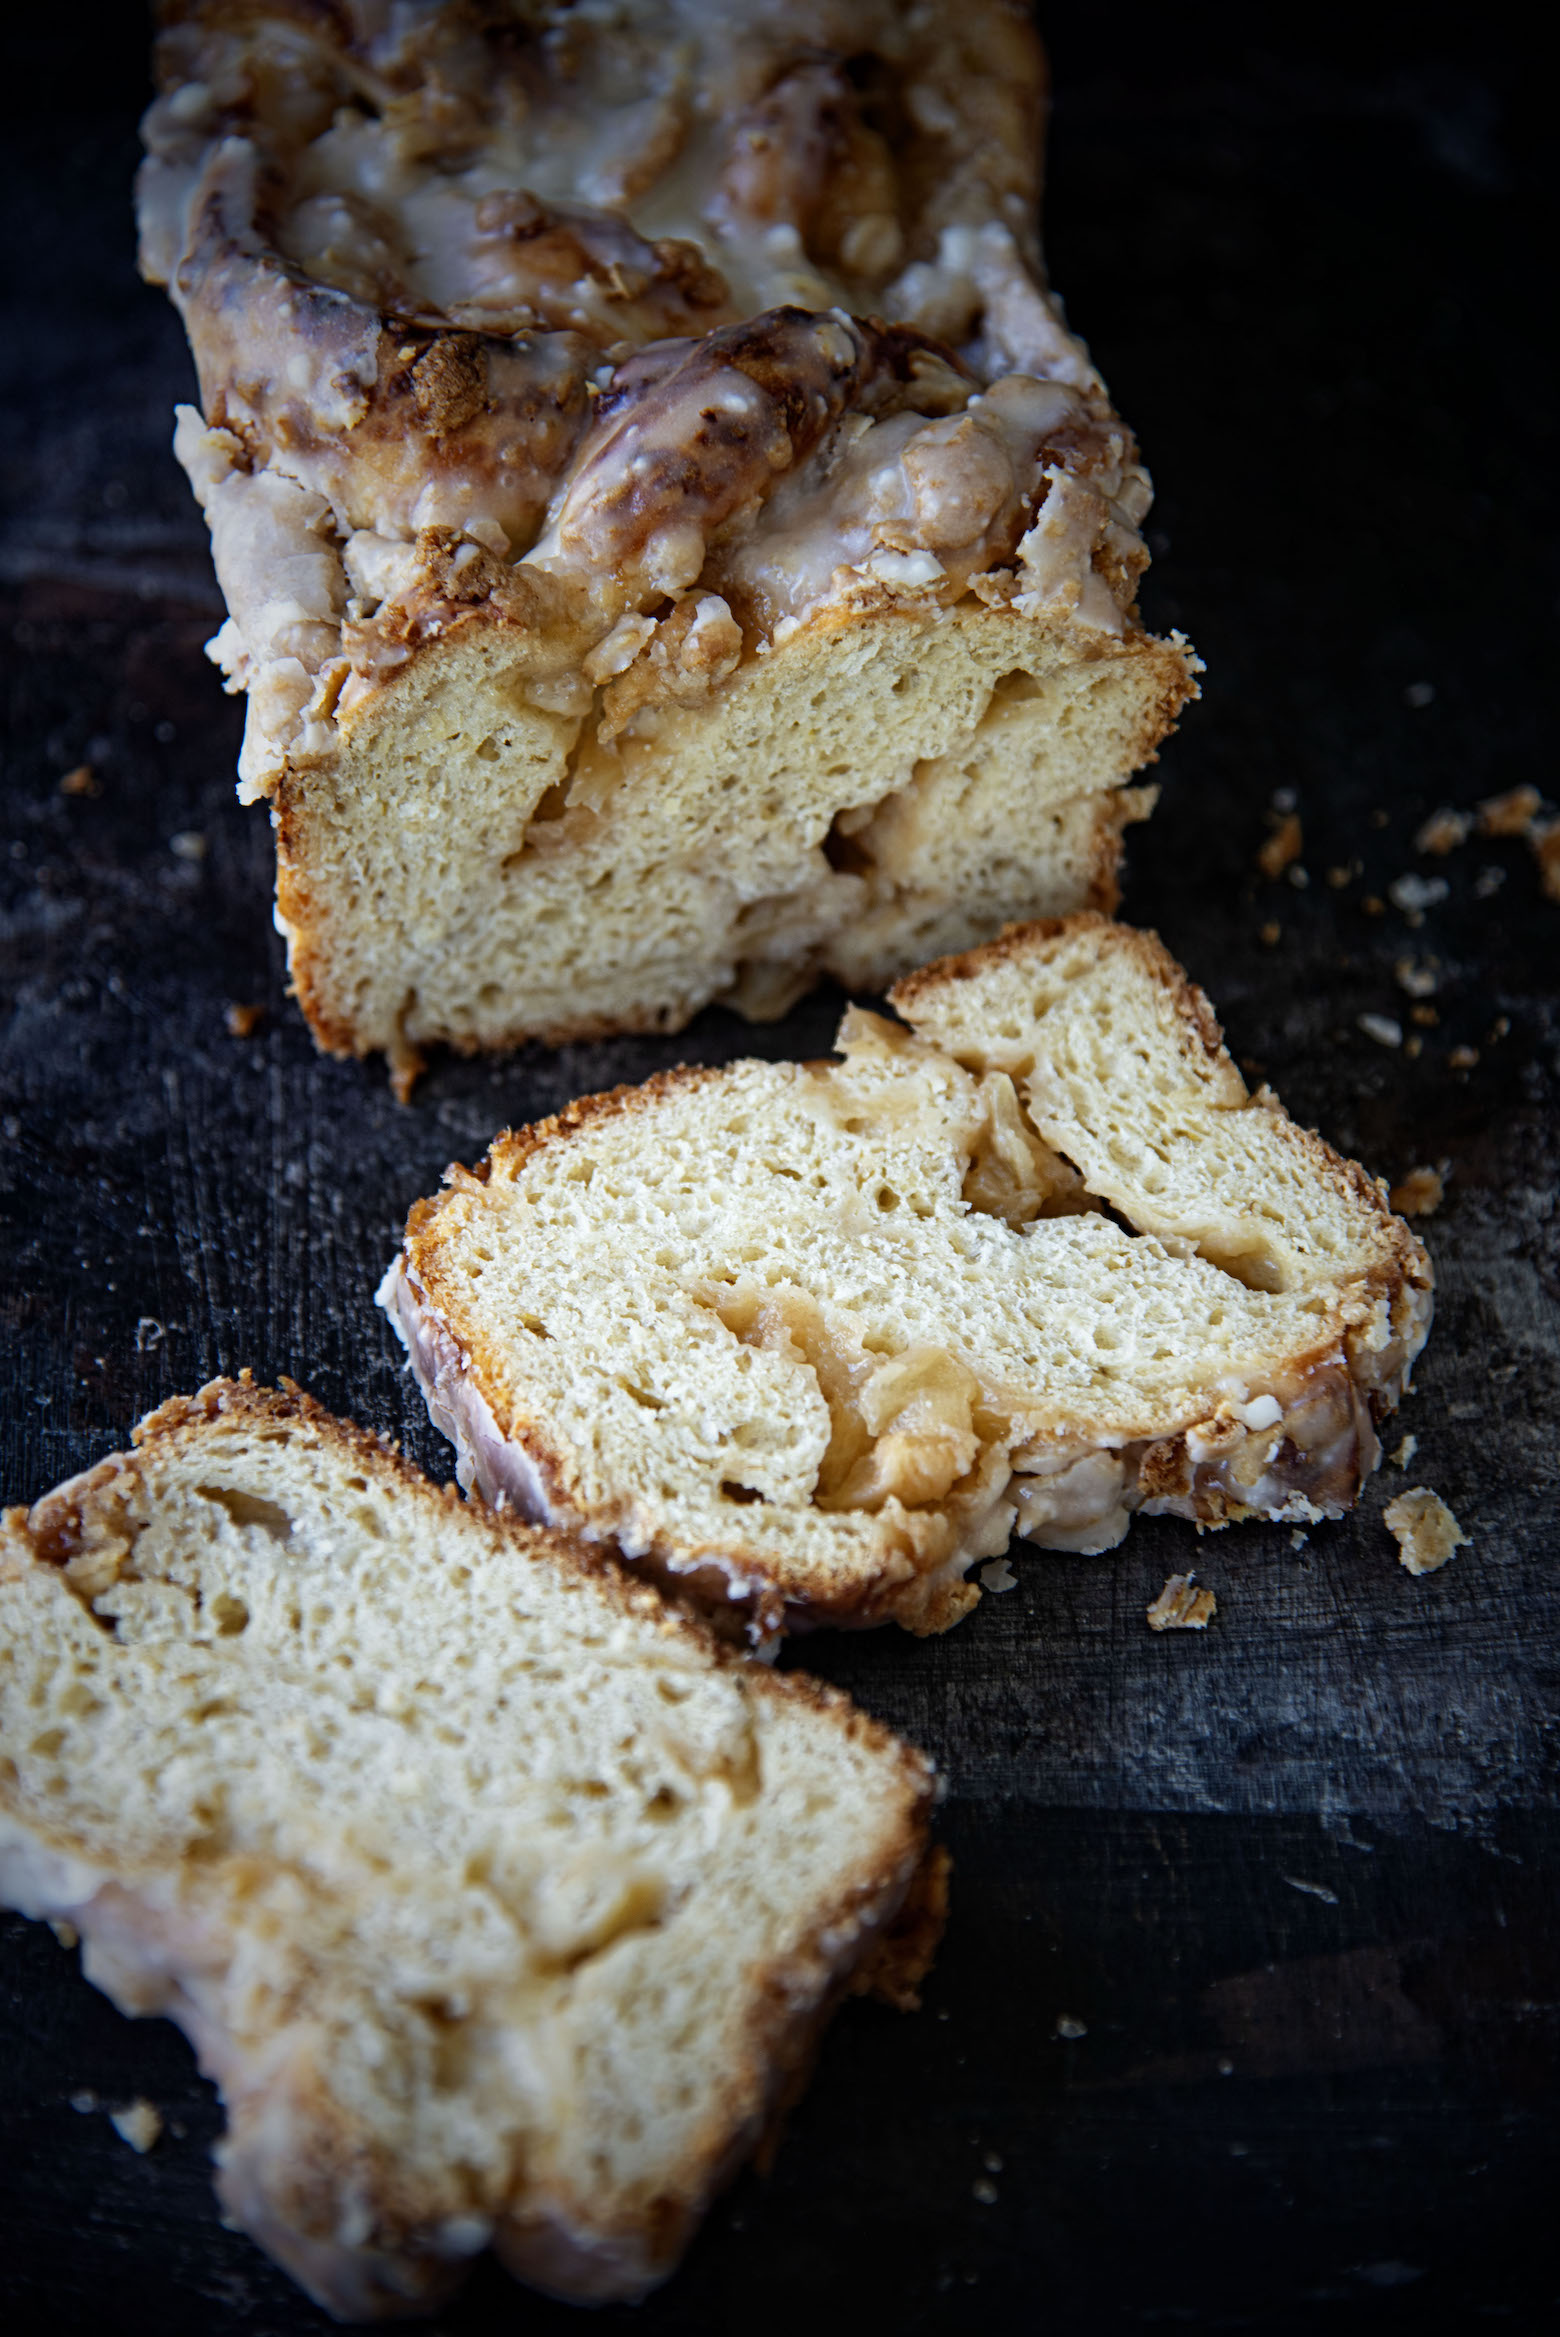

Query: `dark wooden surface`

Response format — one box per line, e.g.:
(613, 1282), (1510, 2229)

(2, 10), (1556, 2332)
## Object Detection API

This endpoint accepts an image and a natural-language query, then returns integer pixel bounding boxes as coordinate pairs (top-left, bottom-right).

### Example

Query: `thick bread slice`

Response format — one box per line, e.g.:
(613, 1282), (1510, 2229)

(140, 2), (1197, 1086)
(0, 1379), (936, 2320)
(384, 916), (1432, 1642)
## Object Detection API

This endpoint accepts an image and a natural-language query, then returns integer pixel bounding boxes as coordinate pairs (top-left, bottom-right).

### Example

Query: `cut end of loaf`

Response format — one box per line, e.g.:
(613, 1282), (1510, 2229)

(390, 916), (1432, 1641)
(0, 1379), (936, 2318)
(141, 2), (1200, 1080)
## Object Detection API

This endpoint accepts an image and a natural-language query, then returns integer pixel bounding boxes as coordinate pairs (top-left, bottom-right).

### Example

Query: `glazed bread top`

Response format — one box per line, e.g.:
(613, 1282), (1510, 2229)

(139, 3), (1158, 798)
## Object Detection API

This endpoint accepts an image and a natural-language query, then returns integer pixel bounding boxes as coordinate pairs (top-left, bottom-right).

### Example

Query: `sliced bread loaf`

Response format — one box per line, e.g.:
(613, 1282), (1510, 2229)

(140, 2), (1195, 1087)
(384, 915), (1432, 1642)
(0, 1378), (937, 2319)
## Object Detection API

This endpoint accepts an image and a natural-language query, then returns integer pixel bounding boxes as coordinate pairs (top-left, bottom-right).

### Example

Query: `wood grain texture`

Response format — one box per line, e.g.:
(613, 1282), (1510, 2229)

(1, 11), (1555, 2330)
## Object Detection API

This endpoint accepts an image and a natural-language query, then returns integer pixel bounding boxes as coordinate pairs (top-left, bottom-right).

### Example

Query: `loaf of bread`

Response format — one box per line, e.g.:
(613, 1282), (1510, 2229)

(139, 2), (1198, 1090)
(0, 1378), (938, 2318)
(383, 916), (1433, 1642)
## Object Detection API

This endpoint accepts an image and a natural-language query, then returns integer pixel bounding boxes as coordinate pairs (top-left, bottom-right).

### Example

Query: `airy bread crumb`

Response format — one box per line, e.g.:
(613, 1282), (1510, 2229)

(109, 2100), (163, 2155)
(1146, 1574), (1216, 1631)
(1383, 1486), (1469, 1575)
(1389, 1165), (1446, 1218)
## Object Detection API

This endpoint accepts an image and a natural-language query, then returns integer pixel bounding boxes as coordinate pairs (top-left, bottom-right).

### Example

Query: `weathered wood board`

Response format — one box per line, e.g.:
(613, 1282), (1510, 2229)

(2, 14), (1554, 2330)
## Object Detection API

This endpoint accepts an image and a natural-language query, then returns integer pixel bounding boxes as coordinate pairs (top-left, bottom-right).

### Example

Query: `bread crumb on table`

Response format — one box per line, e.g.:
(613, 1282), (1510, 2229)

(1389, 873), (1449, 919)
(1147, 1573), (1216, 1631)
(1384, 1488), (1469, 1576)
(1477, 784), (1544, 837)
(979, 1557), (1016, 1594)
(1358, 1013), (1403, 1049)
(1390, 1434), (1419, 1469)
(1415, 807), (1469, 856)
(1389, 1164), (1446, 1217)
(1534, 821), (1560, 903)
(224, 1001), (266, 1038)
(58, 763), (99, 797)
(1054, 2014), (1088, 2040)
(109, 2099), (163, 2154)
(1258, 811), (1303, 880)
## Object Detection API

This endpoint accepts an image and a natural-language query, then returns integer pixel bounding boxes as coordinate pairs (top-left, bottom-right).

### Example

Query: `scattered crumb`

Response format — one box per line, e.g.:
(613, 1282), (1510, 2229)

(1358, 1013), (1403, 1049)
(1488, 1015), (1510, 1042)
(972, 2178), (999, 2205)
(1391, 1434), (1419, 1470)
(110, 2099), (163, 2155)
(1388, 873), (1449, 919)
(1287, 863), (1310, 890)
(1384, 1487), (1470, 1576)
(224, 1001), (266, 1039)
(1326, 862), (1360, 889)
(1393, 955), (1438, 999)
(1283, 1875), (1340, 1905)
(1361, 894), (1386, 916)
(1414, 807), (1469, 856)
(1259, 920), (1282, 947)
(58, 763), (99, 798)
(1409, 1003), (1439, 1027)
(1370, 808), (1391, 829)
(48, 1919), (78, 1950)
(1534, 821), (1560, 902)
(1404, 1034), (1422, 1060)
(979, 1557), (1016, 1595)
(1218, 2058), (1234, 2076)
(1472, 866), (1506, 900)
(169, 830), (207, 862)
(1272, 786), (1298, 813)
(1389, 1164), (1446, 1218)
(1289, 1530), (1309, 1551)
(983, 2152), (1003, 2174)
(1259, 812), (1303, 880)
(1476, 784), (1544, 837)
(1447, 1045), (1479, 1072)
(1147, 1573), (1216, 1631)
(1404, 682), (1436, 709)
(69, 2090), (98, 2114)
(135, 1316), (166, 1352)
(1054, 2015), (1087, 2040)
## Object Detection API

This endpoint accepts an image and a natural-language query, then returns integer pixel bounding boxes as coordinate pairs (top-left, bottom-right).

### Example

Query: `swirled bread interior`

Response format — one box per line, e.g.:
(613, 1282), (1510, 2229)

(0, 1380), (935, 2319)
(384, 918), (1432, 1641)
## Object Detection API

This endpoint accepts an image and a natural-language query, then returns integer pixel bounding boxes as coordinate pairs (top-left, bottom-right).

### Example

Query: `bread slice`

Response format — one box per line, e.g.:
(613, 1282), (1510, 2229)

(383, 916), (1433, 1642)
(0, 1378), (937, 2319)
(138, 2), (1196, 1089)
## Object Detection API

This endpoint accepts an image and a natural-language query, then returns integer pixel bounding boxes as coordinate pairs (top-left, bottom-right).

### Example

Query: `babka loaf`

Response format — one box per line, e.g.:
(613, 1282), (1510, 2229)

(382, 917), (1433, 1643)
(139, 2), (1198, 1089)
(0, 1377), (939, 2318)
